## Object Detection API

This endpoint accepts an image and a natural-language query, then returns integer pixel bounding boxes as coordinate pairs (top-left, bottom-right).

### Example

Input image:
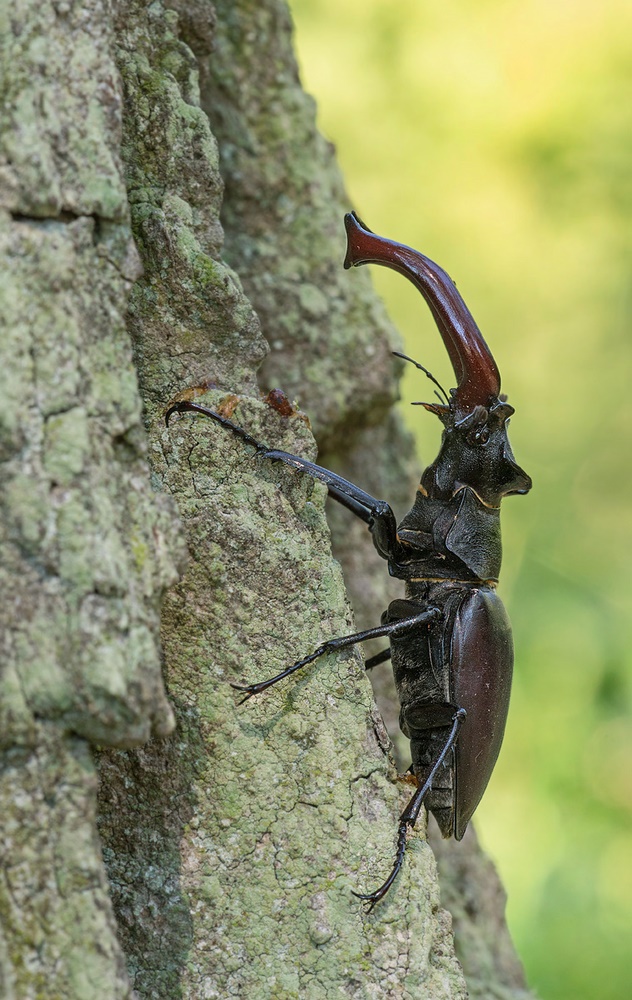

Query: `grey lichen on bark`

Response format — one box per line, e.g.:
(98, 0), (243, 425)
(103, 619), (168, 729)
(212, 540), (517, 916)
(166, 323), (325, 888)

(0, 0), (184, 996)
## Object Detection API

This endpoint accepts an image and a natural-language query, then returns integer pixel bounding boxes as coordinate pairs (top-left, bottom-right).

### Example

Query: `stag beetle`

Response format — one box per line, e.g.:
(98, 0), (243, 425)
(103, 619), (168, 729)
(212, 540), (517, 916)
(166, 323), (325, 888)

(166, 212), (532, 909)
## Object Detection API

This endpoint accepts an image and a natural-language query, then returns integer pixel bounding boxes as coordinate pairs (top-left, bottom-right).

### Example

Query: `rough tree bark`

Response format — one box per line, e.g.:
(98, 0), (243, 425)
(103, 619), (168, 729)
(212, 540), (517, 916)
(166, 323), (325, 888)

(0, 1), (535, 998)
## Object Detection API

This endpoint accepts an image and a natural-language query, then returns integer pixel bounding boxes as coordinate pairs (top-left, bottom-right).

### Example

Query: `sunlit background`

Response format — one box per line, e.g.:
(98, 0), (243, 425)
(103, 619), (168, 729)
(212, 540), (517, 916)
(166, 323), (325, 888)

(288, 2), (632, 997)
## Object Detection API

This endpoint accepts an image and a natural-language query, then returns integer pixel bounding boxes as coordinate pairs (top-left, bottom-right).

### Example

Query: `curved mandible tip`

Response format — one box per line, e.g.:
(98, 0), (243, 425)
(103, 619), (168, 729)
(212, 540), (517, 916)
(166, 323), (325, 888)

(343, 212), (501, 414)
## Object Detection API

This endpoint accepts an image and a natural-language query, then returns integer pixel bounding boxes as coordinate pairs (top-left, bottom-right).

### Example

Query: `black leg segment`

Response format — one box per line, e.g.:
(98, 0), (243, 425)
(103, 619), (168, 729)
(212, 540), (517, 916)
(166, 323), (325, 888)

(165, 401), (406, 563)
(353, 707), (467, 911)
(231, 608), (440, 702)
(364, 647), (392, 671)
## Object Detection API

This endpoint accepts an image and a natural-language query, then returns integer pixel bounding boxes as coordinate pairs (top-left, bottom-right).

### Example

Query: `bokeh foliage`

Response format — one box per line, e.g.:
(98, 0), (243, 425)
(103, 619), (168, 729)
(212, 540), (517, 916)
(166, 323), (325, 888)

(289, 2), (632, 998)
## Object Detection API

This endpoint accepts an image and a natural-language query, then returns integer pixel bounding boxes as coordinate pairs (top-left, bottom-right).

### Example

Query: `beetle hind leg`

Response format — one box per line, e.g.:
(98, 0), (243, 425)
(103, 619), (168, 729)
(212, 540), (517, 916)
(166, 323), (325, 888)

(353, 708), (466, 911)
(410, 725), (458, 839)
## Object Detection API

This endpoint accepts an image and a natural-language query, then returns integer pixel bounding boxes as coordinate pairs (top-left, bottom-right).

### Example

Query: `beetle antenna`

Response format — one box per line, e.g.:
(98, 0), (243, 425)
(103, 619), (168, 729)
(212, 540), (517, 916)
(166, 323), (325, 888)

(393, 351), (450, 405)
(409, 393), (447, 408)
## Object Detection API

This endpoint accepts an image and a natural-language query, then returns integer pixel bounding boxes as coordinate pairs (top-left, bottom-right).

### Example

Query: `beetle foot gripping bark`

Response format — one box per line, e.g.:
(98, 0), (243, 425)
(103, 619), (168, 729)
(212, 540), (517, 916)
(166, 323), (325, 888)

(166, 212), (531, 907)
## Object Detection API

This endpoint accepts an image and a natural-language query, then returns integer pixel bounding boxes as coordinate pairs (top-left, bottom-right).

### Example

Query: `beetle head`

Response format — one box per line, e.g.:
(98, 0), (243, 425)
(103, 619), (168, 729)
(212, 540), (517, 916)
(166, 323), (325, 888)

(420, 399), (531, 505)
(343, 212), (531, 505)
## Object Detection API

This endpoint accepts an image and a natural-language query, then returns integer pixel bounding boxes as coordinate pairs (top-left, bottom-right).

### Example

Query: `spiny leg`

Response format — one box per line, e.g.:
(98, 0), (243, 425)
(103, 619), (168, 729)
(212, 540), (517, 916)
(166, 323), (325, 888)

(353, 707), (467, 911)
(165, 401), (383, 512)
(165, 400), (406, 563)
(166, 399), (267, 449)
(231, 609), (439, 702)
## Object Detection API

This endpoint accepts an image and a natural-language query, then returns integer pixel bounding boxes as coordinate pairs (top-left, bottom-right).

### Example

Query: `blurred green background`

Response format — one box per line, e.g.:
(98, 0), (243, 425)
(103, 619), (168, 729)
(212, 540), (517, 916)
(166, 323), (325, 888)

(288, 2), (632, 997)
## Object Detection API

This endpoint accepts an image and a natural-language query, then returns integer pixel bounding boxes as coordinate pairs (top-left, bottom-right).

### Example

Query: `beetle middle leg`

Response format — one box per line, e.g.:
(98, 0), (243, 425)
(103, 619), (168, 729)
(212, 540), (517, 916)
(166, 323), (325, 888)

(231, 608), (439, 701)
(364, 647), (392, 670)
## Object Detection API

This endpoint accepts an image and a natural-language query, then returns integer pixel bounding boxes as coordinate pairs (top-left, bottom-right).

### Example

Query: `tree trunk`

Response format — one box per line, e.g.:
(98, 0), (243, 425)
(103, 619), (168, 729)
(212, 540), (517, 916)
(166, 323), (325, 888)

(0, 1), (535, 997)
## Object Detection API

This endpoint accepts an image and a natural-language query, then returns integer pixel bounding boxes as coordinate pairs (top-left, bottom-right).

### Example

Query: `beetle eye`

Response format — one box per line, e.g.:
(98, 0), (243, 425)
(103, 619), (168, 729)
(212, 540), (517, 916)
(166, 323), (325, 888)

(466, 424), (490, 447)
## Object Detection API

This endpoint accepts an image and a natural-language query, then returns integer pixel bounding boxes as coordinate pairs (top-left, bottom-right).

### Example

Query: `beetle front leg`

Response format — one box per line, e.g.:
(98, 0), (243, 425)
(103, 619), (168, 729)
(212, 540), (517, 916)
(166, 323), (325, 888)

(165, 400), (407, 563)
(353, 707), (467, 911)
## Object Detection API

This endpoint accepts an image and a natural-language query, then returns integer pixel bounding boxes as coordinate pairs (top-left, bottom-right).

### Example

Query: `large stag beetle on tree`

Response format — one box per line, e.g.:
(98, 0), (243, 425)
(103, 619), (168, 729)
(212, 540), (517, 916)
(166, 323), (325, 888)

(166, 212), (532, 909)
